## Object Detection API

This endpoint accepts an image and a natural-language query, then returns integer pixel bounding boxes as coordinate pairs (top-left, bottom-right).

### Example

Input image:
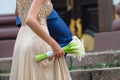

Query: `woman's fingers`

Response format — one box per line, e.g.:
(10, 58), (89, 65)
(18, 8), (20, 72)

(54, 51), (64, 58)
(51, 42), (64, 58)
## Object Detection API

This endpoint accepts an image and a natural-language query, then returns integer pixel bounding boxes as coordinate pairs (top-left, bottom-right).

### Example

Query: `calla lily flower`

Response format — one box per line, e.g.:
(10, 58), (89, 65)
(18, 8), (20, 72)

(35, 36), (85, 61)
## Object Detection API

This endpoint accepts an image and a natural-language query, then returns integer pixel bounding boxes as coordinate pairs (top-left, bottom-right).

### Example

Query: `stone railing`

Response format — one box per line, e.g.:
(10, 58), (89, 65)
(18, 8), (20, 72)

(0, 14), (19, 58)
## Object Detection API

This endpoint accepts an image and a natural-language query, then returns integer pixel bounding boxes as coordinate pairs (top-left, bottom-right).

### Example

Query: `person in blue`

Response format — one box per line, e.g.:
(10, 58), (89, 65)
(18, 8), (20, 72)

(16, 9), (73, 47)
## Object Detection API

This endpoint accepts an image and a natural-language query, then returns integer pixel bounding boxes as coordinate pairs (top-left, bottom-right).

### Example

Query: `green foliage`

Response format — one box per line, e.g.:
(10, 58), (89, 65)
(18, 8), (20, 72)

(0, 70), (8, 74)
(68, 57), (73, 70)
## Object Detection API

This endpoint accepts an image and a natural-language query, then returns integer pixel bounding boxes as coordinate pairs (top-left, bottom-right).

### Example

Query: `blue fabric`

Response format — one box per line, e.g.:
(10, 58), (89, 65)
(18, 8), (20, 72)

(47, 9), (72, 47)
(16, 16), (21, 27)
(47, 9), (60, 19)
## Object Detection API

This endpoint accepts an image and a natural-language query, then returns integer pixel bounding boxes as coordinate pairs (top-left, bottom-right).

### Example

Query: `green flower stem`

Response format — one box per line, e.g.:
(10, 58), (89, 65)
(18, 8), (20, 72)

(35, 53), (47, 61)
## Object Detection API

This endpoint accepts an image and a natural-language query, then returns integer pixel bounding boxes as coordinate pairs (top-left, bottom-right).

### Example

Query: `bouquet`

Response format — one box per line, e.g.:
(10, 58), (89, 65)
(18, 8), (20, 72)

(35, 36), (85, 61)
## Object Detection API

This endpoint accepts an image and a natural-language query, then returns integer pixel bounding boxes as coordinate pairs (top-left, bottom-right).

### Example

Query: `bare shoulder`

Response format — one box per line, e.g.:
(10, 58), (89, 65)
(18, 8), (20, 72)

(26, 0), (46, 18)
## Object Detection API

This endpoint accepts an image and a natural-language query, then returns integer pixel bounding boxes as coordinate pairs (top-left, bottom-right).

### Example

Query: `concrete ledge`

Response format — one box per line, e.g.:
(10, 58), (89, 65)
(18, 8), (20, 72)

(0, 57), (12, 73)
(0, 40), (15, 58)
(95, 31), (120, 51)
(70, 67), (120, 80)
(0, 14), (16, 26)
(0, 68), (120, 80)
(66, 52), (120, 68)
(0, 74), (9, 80)
(0, 14), (19, 59)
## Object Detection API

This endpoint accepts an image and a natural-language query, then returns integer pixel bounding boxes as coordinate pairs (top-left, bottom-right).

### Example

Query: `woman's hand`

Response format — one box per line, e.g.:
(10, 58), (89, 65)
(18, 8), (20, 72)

(51, 42), (64, 58)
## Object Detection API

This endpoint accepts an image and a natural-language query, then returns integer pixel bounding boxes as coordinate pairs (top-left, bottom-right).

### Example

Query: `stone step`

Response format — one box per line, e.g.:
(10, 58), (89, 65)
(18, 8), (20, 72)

(94, 31), (120, 51)
(70, 67), (120, 80)
(66, 51), (120, 69)
(0, 74), (9, 80)
(0, 67), (120, 80)
(0, 52), (120, 72)
(0, 57), (12, 73)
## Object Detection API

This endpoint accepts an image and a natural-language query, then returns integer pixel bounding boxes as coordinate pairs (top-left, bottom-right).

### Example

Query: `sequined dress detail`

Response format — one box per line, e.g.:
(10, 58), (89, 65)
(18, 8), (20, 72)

(9, 0), (71, 80)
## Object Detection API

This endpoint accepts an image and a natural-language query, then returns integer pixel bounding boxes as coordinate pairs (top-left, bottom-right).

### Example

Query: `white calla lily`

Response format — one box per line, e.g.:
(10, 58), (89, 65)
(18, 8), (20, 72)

(35, 36), (86, 61)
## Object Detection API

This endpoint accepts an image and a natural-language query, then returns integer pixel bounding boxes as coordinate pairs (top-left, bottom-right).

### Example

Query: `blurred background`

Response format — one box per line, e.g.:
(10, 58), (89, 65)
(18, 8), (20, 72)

(0, 0), (16, 14)
(1, 0), (120, 54)
(0, 0), (120, 80)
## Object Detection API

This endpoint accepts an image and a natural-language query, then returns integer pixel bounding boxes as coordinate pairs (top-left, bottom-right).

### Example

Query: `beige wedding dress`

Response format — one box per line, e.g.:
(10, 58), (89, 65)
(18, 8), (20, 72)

(9, 0), (72, 80)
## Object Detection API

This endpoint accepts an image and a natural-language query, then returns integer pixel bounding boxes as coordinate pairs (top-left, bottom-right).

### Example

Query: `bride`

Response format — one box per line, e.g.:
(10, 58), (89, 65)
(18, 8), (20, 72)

(9, 0), (72, 80)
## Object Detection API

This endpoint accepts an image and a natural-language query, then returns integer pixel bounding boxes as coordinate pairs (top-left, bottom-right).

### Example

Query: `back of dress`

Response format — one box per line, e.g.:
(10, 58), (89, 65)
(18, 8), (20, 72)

(17, 0), (53, 26)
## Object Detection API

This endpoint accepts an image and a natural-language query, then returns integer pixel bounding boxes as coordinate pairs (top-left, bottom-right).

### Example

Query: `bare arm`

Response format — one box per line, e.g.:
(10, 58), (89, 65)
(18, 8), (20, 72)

(25, 0), (64, 58)
(15, 2), (18, 16)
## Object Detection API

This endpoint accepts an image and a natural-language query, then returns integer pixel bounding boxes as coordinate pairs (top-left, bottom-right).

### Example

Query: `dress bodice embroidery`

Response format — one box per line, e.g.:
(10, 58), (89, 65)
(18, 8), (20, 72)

(17, 0), (53, 26)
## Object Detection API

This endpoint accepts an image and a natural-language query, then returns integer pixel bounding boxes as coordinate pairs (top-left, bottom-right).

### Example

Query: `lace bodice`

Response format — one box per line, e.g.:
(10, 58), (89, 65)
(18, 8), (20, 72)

(17, 0), (53, 26)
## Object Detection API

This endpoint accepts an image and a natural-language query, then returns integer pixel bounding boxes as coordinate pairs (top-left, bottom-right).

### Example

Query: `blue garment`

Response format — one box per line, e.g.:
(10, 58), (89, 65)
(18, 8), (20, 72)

(16, 16), (21, 27)
(16, 9), (72, 47)
(47, 9), (72, 47)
